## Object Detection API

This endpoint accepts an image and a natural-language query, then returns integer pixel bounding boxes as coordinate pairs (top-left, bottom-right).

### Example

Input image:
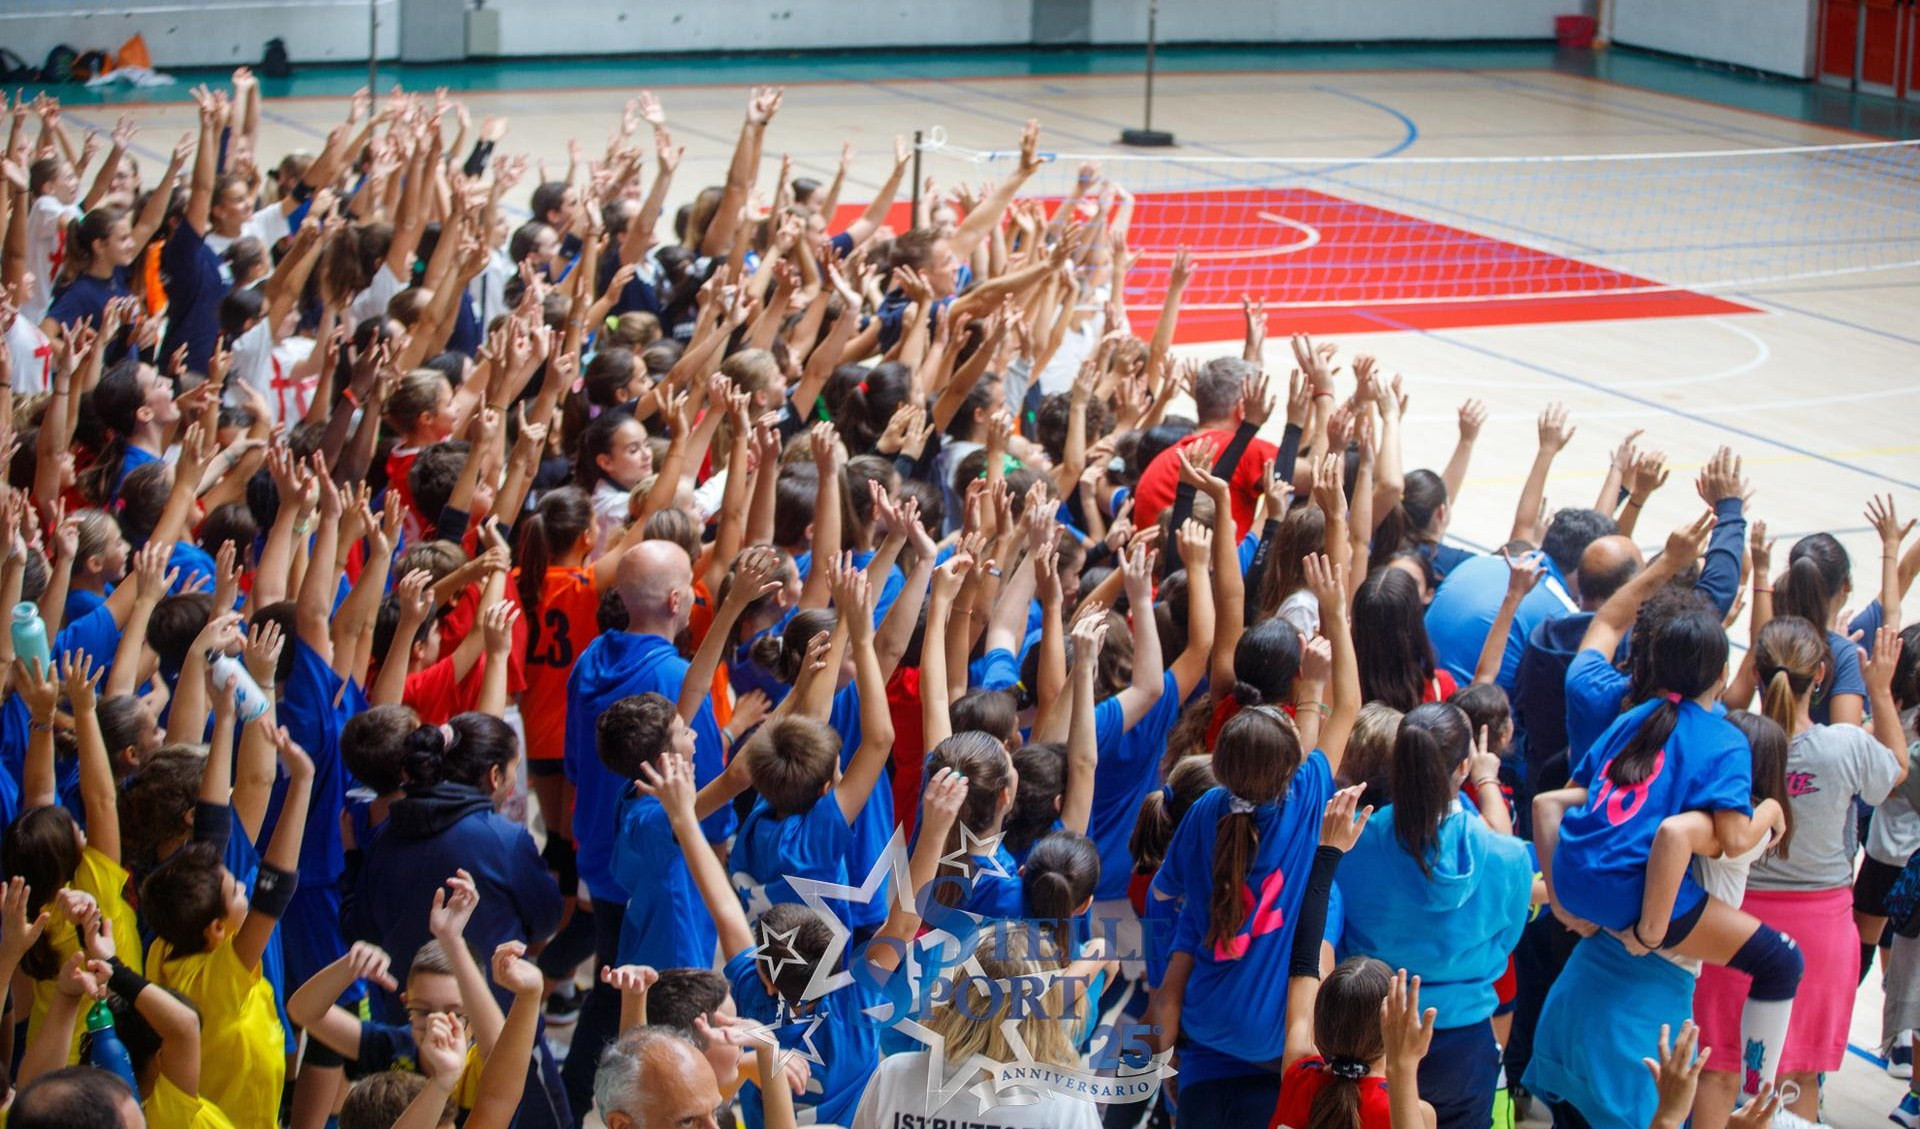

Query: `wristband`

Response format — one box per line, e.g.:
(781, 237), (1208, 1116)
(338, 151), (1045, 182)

(105, 957), (150, 1003)
(341, 387), (362, 410)
(251, 863), (301, 918)
(1311, 390), (1335, 400)
(1286, 846), (1345, 979)
(29, 717), (55, 734)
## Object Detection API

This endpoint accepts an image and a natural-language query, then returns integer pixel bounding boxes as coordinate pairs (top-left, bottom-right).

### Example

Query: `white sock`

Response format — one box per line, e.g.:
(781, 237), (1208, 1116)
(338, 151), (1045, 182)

(1740, 995), (1794, 1097)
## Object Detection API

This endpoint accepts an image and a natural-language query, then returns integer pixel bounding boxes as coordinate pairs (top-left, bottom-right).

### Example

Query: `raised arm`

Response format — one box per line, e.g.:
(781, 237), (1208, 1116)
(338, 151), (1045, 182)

(1511, 404), (1574, 545)
(1443, 399), (1487, 505)
(1112, 544), (1166, 730)
(294, 455), (344, 658)
(679, 546), (782, 721)
(235, 726), (313, 971)
(459, 946), (545, 1129)
(1577, 512), (1715, 661)
(919, 554), (974, 749)
(641, 752), (756, 960)
(427, 870), (507, 1058)
(64, 654), (116, 862)
(1473, 555), (1545, 686)
(948, 120), (1047, 264)
(1058, 615), (1105, 837)
(700, 87), (782, 259)
(832, 569), (894, 824)
(1306, 552), (1359, 772)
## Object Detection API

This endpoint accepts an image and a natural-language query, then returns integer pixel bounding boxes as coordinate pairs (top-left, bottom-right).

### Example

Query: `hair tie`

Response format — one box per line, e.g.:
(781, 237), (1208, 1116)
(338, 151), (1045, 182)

(856, 381), (869, 396)
(1227, 795), (1257, 815)
(1663, 692), (1683, 705)
(1324, 1057), (1370, 1081)
(438, 722), (457, 748)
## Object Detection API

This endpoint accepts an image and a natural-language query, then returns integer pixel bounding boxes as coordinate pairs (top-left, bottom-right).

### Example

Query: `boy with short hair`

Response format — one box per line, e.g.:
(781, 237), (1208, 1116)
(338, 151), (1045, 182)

(141, 722), (313, 1128)
(728, 566), (894, 922)
(287, 870), (507, 1106)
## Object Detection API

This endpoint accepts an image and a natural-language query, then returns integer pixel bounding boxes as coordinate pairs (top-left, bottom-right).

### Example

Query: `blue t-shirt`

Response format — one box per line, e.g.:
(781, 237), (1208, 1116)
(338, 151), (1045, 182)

(1152, 752), (1335, 1080)
(730, 797), (851, 924)
(46, 270), (130, 335)
(726, 944), (880, 1129)
(113, 445), (160, 500)
(564, 631), (732, 903)
(1564, 648), (1630, 767)
(1555, 699), (1752, 931)
(826, 682), (891, 931)
(270, 637), (364, 887)
(1087, 672), (1184, 901)
(1814, 627), (1868, 725)
(160, 221), (226, 375)
(968, 647), (1020, 692)
(1426, 553), (1579, 689)
(612, 791), (717, 969)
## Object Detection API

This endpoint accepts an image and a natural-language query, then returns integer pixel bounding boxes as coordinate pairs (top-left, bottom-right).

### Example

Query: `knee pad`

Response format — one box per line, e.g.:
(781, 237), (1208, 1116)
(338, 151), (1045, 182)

(1730, 926), (1804, 1001)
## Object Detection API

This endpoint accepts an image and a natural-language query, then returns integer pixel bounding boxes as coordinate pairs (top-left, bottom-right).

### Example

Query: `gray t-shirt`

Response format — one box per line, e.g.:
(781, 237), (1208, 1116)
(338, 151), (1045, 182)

(1748, 723), (1900, 891)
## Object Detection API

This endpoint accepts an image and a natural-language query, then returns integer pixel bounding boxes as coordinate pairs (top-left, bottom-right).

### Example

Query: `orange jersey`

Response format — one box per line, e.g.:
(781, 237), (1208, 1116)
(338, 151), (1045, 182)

(514, 566), (604, 760)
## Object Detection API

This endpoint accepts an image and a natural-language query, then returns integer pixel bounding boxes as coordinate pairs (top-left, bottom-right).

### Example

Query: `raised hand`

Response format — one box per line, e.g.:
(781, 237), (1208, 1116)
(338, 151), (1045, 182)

(1866, 494), (1915, 552)
(1320, 785), (1373, 851)
(344, 942), (400, 992)
(1380, 970), (1437, 1075)
(1499, 547), (1547, 600)
(600, 963), (660, 998)
(1661, 511), (1717, 570)
(1536, 403), (1575, 456)
(1643, 1020), (1708, 1128)
(429, 870), (480, 942)
(0, 877), (48, 967)
(634, 751), (697, 824)
(1694, 445), (1747, 507)
(418, 1012), (468, 1087)
(1457, 398), (1489, 442)
(492, 941), (543, 997)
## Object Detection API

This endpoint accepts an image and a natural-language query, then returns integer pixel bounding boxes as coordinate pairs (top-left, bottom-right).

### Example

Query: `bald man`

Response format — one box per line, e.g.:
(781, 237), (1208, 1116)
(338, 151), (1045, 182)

(560, 539), (733, 1113)
(592, 1028), (725, 1129)
(11, 1067), (146, 1129)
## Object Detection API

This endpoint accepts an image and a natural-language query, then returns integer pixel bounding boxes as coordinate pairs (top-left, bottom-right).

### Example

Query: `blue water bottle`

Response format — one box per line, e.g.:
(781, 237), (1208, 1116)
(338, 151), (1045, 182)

(84, 1000), (139, 1093)
(11, 602), (49, 678)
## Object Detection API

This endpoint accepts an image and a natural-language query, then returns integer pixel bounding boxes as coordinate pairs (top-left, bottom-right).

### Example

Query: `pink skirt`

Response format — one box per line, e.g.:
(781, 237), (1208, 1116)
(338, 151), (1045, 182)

(1695, 886), (1858, 1075)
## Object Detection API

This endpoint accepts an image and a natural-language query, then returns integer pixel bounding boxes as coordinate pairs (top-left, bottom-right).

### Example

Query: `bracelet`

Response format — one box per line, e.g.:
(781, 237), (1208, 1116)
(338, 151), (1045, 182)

(1624, 497), (1645, 509)
(29, 717), (55, 733)
(1311, 390), (1335, 400)
(1295, 700), (1331, 718)
(1752, 585), (1772, 594)
(293, 520), (313, 535)
(341, 387), (361, 410)
(1472, 777), (1501, 789)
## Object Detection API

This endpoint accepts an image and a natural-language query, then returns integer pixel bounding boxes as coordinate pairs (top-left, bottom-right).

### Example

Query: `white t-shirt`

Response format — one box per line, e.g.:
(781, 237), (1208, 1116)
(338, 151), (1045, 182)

(850, 1052), (1104, 1129)
(24, 195), (81, 324)
(1867, 714), (1920, 865)
(5, 314), (52, 394)
(1670, 830), (1776, 976)
(349, 264), (408, 326)
(250, 202), (292, 249)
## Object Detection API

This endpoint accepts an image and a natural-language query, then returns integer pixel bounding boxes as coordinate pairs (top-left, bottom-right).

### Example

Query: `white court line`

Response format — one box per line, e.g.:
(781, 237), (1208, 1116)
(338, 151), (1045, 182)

(1375, 317), (1771, 391)
(1405, 380), (1917, 423)
(1136, 212), (1323, 261)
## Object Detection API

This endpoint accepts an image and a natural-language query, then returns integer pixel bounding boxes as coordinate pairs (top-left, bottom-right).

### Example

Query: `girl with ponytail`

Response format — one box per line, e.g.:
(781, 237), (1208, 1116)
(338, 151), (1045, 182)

(508, 486), (606, 848)
(1333, 703), (1531, 1129)
(1536, 605), (1808, 1110)
(1686, 618), (1908, 1124)
(1768, 532), (1871, 725)
(1144, 553), (1358, 1125)
(347, 713), (561, 1018)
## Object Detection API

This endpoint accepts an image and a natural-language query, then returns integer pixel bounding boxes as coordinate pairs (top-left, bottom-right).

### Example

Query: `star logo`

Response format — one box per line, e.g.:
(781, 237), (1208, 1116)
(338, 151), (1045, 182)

(936, 821), (1014, 883)
(783, 826), (918, 1002)
(751, 920), (811, 988)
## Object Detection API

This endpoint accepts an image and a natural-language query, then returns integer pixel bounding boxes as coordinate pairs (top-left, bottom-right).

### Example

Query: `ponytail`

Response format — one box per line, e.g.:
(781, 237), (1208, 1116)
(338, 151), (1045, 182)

(1207, 708), (1300, 952)
(1390, 703), (1471, 878)
(1305, 956), (1391, 1129)
(1020, 831), (1100, 957)
(514, 487), (594, 660)
(515, 512), (551, 656)
(1130, 756), (1217, 875)
(1753, 615), (1824, 735)
(1774, 555), (1833, 628)
(404, 714), (518, 793)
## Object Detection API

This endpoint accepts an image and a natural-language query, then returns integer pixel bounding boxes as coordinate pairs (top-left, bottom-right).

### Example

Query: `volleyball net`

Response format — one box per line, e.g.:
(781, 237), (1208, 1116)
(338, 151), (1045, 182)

(918, 133), (1920, 339)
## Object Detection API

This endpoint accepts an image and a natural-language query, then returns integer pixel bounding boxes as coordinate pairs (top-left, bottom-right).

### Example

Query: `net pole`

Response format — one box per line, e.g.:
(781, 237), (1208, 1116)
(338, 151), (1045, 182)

(1120, 0), (1175, 146)
(911, 129), (924, 222)
(368, 0), (378, 94)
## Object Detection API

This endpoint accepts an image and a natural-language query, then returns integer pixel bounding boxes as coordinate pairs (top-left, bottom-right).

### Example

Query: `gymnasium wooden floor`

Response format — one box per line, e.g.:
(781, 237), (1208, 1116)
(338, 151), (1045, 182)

(69, 53), (1920, 1125)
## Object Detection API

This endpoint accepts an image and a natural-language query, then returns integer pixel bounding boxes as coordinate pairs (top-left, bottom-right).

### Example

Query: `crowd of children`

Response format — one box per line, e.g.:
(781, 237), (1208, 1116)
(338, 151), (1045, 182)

(0, 71), (1913, 1129)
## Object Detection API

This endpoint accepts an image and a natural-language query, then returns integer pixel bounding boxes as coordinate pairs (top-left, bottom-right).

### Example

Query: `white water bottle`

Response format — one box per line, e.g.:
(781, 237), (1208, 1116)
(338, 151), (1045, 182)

(211, 654), (271, 722)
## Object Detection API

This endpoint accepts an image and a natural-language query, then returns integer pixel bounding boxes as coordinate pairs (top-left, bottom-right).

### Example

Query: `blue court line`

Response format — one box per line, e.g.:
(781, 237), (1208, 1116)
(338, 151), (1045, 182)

(1308, 84), (1421, 160)
(1850, 1041), (1890, 1069)
(1350, 306), (1920, 494)
(1735, 291), (1920, 352)
(260, 108), (331, 142)
(55, 110), (168, 165)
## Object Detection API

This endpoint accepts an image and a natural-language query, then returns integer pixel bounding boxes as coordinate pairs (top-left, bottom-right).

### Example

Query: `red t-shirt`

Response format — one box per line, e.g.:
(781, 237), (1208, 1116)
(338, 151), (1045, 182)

(886, 666), (925, 835)
(1270, 1057), (1394, 1129)
(1131, 429), (1276, 537)
(513, 566), (604, 760)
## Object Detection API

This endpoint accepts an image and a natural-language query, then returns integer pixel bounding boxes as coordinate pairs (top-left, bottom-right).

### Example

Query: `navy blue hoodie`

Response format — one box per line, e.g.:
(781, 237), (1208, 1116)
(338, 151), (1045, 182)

(347, 781), (562, 1011)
